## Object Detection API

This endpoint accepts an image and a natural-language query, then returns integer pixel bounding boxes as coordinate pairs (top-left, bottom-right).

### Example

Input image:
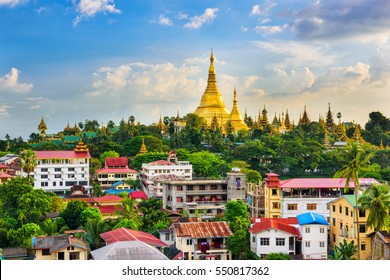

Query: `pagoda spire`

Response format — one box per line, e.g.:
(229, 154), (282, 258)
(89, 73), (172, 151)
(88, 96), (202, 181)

(229, 87), (248, 131)
(284, 109), (291, 131)
(74, 138), (89, 153)
(326, 102), (335, 132)
(261, 105), (269, 126)
(138, 137), (148, 155)
(194, 50), (230, 126)
(38, 116), (47, 136)
(300, 106), (310, 125)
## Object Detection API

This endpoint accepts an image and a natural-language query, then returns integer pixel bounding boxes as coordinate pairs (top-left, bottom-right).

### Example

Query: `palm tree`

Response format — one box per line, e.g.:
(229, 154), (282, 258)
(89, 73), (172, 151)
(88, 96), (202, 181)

(358, 184), (390, 259)
(83, 218), (110, 250)
(116, 197), (142, 229)
(19, 149), (37, 185)
(334, 141), (373, 259)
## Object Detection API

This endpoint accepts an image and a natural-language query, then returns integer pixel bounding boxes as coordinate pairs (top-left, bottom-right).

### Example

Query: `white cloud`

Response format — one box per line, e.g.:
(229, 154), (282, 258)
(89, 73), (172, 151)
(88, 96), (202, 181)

(29, 105), (41, 109)
(250, 2), (276, 17)
(183, 8), (219, 29)
(158, 15), (173, 26)
(251, 5), (262, 16)
(73, 0), (121, 26)
(0, 0), (26, 7)
(0, 68), (33, 93)
(254, 25), (284, 34)
(0, 105), (11, 116)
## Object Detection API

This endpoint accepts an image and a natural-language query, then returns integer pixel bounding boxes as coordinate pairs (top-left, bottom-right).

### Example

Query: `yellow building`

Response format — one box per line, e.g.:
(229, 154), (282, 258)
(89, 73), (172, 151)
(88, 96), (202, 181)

(264, 173), (282, 218)
(328, 195), (374, 260)
(194, 51), (247, 132)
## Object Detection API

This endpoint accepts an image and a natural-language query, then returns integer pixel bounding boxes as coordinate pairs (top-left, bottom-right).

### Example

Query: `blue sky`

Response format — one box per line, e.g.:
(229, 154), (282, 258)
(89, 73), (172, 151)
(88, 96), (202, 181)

(1, 0), (390, 139)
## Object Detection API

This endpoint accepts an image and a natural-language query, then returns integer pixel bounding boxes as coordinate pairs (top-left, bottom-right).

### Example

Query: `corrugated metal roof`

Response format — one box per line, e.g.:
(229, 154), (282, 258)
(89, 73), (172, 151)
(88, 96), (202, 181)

(35, 150), (91, 159)
(173, 222), (232, 238)
(250, 219), (300, 236)
(297, 212), (329, 225)
(91, 241), (169, 260)
(279, 178), (379, 189)
(105, 157), (128, 167)
(100, 228), (168, 247)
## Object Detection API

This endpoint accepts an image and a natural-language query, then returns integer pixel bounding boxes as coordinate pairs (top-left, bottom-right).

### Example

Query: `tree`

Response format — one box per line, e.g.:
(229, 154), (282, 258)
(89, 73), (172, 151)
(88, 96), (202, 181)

(40, 218), (69, 236)
(329, 239), (358, 260)
(0, 177), (32, 219)
(116, 197), (142, 229)
(334, 141), (374, 259)
(188, 151), (226, 178)
(83, 217), (110, 250)
(224, 200), (251, 232)
(79, 208), (103, 226)
(99, 150), (120, 165)
(60, 200), (89, 229)
(7, 223), (43, 247)
(89, 157), (102, 181)
(19, 149), (37, 185)
(226, 229), (252, 260)
(138, 198), (171, 233)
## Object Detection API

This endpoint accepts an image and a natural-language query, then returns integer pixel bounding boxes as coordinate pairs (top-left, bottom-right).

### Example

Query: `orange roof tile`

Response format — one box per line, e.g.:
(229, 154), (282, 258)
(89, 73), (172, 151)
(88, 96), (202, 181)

(100, 228), (168, 247)
(173, 221), (232, 238)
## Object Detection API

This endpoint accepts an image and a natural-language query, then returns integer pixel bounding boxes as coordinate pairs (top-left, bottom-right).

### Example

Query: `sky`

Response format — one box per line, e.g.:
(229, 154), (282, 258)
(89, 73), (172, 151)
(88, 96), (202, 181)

(1, 0), (390, 140)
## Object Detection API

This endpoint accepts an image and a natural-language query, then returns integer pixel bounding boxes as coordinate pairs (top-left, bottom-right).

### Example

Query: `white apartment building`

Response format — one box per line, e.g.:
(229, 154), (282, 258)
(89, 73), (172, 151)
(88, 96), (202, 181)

(31, 140), (91, 194)
(140, 150), (192, 198)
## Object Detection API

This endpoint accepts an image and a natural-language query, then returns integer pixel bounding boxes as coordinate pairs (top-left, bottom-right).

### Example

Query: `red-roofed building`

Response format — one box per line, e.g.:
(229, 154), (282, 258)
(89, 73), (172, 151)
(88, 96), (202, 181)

(263, 173), (379, 219)
(140, 150), (192, 198)
(249, 217), (300, 259)
(100, 228), (168, 248)
(32, 141), (91, 195)
(129, 190), (148, 201)
(0, 172), (13, 184)
(96, 157), (138, 189)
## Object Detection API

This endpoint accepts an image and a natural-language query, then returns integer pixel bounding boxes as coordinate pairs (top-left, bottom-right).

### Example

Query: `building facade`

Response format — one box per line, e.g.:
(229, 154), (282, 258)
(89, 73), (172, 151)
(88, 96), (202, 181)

(32, 140), (91, 194)
(96, 157), (138, 190)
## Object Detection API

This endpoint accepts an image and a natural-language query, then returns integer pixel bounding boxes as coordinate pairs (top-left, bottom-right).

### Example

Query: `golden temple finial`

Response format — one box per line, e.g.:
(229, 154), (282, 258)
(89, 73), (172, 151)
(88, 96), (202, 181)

(229, 87), (248, 131)
(379, 138), (384, 150)
(138, 137), (148, 155)
(38, 116), (47, 136)
(74, 138), (89, 153)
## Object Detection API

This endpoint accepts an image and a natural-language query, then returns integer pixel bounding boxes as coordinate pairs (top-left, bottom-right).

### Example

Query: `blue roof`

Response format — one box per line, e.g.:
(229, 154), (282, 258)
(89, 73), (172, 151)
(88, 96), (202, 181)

(112, 181), (123, 187)
(297, 212), (329, 225)
(104, 188), (134, 195)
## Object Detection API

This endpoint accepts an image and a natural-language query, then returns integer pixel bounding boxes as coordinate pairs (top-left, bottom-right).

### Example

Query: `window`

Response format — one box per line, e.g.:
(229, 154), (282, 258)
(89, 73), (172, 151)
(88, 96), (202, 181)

(276, 238), (285, 246)
(319, 241), (325, 248)
(345, 207), (349, 216)
(176, 197), (183, 203)
(252, 236), (255, 243)
(340, 222), (343, 230)
(359, 209), (366, 217)
(305, 227), (310, 233)
(55, 174), (61, 178)
(68, 174), (75, 178)
(42, 249), (50, 255)
(359, 224), (366, 233)
(332, 205), (336, 212)
(339, 205), (342, 213)
(332, 234), (336, 243)
(287, 204), (298, 210)
(260, 238), (270, 246)
(54, 168), (61, 172)
(320, 228), (325, 234)
(361, 243), (366, 251)
(165, 233), (169, 241)
(271, 189), (278, 196)
(260, 254), (266, 259)
(68, 168), (75, 172)
(272, 202), (280, 209)
(199, 186), (206, 191)
(41, 182), (48, 187)
(41, 168), (48, 172)
(57, 252), (64, 260)
(305, 241), (311, 248)
(69, 252), (80, 260)
(307, 204), (317, 210)
(41, 175), (48, 179)
(332, 218), (336, 226)
(186, 239), (192, 246)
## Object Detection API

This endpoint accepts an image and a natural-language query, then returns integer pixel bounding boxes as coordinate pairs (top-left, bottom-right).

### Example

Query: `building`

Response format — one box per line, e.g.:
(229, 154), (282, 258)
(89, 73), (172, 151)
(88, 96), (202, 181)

(171, 220), (233, 260)
(193, 51), (247, 132)
(263, 173), (379, 220)
(96, 157), (138, 190)
(32, 139), (91, 194)
(32, 231), (90, 260)
(91, 241), (169, 260)
(162, 169), (246, 219)
(141, 150), (192, 198)
(246, 181), (265, 218)
(369, 231), (390, 260)
(296, 212), (329, 260)
(249, 218), (299, 259)
(328, 195), (374, 260)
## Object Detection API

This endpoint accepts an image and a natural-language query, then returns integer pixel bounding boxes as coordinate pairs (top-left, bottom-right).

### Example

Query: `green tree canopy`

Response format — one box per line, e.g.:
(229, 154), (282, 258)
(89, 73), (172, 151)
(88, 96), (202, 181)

(60, 200), (89, 230)
(188, 151), (226, 178)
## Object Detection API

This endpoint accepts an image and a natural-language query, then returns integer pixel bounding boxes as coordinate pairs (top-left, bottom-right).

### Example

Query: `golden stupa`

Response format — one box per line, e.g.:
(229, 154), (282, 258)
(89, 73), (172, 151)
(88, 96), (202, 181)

(194, 51), (247, 131)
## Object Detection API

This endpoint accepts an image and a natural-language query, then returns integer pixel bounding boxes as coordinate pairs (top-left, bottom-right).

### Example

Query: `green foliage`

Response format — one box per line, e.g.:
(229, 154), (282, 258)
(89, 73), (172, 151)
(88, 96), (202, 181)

(188, 151), (226, 178)
(329, 240), (358, 260)
(60, 200), (89, 229)
(7, 223), (43, 247)
(123, 135), (163, 156)
(113, 219), (140, 230)
(226, 229), (252, 260)
(264, 252), (292, 260)
(83, 218), (110, 250)
(129, 152), (167, 170)
(0, 177), (32, 219)
(138, 198), (171, 233)
(99, 150), (120, 164)
(224, 200), (251, 232)
(19, 149), (37, 185)
(79, 208), (103, 226)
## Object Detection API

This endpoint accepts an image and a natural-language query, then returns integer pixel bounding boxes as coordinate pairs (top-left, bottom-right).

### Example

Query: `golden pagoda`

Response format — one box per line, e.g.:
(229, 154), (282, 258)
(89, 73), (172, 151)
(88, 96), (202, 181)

(138, 138), (148, 155)
(38, 116), (47, 136)
(194, 51), (231, 127)
(74, 138), (89, 153)
(284, 109), (291, 131)
(299, 106), (310, 125)
(229, 88), (248, 131)
(352, 124), (364, 143)
(261, 105), (269, 127)
(379, 138), (384, 150)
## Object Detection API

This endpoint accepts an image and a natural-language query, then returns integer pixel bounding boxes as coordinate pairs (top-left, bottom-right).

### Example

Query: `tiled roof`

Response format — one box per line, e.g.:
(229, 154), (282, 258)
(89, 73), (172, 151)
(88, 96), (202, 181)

(279, 178), (379, 189)
(0, 172), (13, 179)
(35, 150), (91, 159)
(32, 235), (90, 253)
(297, 212), (329, 225)
(250, 219), (300, 236)
(0, 163), (9, 169)
(129, 190), (148, 200)
(173, 221), (233, 238)
(94, 194), (123, 203)
(96, 167), (137, 174)
(100, 228), (168, 247)
(105, 157), (128, 167)
(96, 205), (122, 215)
